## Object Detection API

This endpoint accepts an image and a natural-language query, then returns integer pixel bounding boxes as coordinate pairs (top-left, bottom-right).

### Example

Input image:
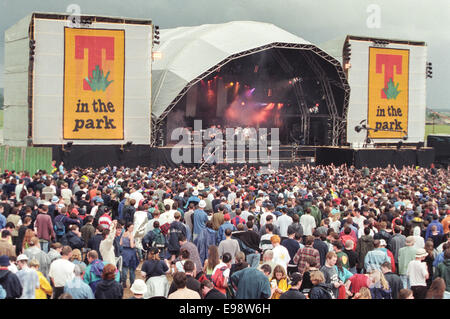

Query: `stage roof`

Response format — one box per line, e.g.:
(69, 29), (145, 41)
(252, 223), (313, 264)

(151, 21), (318, 119)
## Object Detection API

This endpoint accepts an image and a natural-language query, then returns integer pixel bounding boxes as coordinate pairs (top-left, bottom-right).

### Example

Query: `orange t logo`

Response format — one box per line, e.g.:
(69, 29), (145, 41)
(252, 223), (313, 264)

(376, 54), (402, 99)
(75, 36), (115, 90)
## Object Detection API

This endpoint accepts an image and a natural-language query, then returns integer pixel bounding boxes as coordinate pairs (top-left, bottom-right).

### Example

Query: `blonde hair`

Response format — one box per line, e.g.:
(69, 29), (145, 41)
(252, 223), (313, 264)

(310, 270), (325, 284)
(358, 287), (372, 299)
(370, 269), (389, 290)
(71, 249), (82, 262)
(29, 258), (40, 268)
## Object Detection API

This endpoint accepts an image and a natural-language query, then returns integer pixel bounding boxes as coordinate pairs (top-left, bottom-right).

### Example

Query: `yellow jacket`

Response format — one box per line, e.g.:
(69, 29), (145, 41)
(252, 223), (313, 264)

(271, 278), (291, 299)
(35, 271), (53, 299)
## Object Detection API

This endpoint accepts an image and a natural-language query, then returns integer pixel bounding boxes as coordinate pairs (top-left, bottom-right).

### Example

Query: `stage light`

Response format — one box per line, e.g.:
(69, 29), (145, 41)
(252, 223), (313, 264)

(241, 102), (245, 106)
(229, 82), (234, 87)
(343, 42), (351, 62)
(354, 125), (362, 133)
(254, 65), (259, 73)
(426, 62), (433, 79)
(152, 51), (163, 60)
(397, 141), (403, 150)
(366, 137), (371, 144)
(268, 88), (272, 97)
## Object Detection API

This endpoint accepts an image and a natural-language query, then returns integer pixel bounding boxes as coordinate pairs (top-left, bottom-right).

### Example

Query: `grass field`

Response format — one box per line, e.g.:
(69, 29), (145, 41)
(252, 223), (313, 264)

(425, 124), (450, 139)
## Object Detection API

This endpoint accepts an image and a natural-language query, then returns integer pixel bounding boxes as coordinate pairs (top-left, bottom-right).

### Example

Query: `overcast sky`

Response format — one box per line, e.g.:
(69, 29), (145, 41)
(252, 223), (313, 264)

(1, 0), (449, 109)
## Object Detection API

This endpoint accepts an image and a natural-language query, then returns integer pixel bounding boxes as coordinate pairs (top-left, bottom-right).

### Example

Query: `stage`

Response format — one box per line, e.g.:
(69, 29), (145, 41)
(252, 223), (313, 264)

(51, 144), (435, 169)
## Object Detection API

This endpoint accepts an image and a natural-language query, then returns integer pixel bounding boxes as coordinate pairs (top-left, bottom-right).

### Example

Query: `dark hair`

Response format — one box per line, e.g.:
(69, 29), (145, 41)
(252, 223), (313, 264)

(398, 289), (413, 299)
(260, 264), (272, 274)
(222, 252), (232, 263)
(180, 248), (190, 259)
(225, 228), (232, 237)
(364, 227), (371, 236)
(1, 230), (11, 238)
(246, 221), (254, 229)
(183, 260), (195, 273)
(173, 271), (187, 289)
(332, 240), (343, 250)
(305, 236), (315, 246)
(265, 223), (274, 232)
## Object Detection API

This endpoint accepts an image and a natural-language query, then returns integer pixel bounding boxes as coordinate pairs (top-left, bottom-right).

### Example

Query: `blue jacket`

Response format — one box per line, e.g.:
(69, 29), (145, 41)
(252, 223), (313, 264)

(217, 222), (236, 243)
(193, 209), (208, 236)
(196, 227), (218, 264)
(425, 220), (444, 240)
(364, 248), (390, 272)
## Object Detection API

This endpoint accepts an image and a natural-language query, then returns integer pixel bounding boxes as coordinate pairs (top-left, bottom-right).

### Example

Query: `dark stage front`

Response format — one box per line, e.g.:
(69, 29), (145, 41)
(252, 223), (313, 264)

(315, 146), (435, 168)
(52, 145), (435, 170)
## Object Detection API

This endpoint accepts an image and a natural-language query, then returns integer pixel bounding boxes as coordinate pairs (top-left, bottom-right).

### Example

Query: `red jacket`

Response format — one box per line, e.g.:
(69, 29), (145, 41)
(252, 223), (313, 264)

(35, 213), (55, 241)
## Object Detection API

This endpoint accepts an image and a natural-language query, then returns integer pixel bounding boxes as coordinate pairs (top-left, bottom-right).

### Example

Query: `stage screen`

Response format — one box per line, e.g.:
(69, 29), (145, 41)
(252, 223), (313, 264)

(32, 15), (152, 145)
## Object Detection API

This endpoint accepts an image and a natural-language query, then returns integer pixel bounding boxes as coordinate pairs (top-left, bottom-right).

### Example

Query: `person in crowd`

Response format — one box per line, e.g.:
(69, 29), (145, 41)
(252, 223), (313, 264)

(64, 264), (94, 299)
(16, 254), (40, 299)
(29, 258), (52, 299)
(230, 263), (272, 299)
(48, 246), (75, 299)
(94, 264), (123, 299)
(168, 271), (201, 299)
(140, 247), (169, 281)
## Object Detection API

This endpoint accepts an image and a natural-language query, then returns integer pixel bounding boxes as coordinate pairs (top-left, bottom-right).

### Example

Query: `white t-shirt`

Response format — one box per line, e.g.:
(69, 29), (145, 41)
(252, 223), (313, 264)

(271, 245), (290, 272)
(276, 214), (293, 237)
(407, 260), (428, 287)
(48, 258), (75, 288)
(300, 214), (316, 236)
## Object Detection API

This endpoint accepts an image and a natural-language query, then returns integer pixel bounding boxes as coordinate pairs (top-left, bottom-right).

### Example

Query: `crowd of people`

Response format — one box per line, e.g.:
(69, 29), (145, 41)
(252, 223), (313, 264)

(0, 162), (449, 299)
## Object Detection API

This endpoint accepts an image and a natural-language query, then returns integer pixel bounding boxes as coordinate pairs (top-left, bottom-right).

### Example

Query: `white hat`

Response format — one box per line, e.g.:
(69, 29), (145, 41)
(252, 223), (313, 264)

(379, 239), (387, 247)
(198, 200), (206, 208)
(197, 183), (205, 191)
(415, 248), (428, 258)
(193, 190), (199, 196)
(17, 254), (28, 262)
(130, 279), (147, 295)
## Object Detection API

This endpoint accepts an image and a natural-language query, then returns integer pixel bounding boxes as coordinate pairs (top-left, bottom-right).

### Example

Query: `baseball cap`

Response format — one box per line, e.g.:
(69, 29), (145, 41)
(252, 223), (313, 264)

(224, 214), (231, 221)
(0, 255), (10, 266)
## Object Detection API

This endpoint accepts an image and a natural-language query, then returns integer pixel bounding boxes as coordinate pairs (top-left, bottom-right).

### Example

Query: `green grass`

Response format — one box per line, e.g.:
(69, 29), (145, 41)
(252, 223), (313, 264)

(425, 124), (450, 139)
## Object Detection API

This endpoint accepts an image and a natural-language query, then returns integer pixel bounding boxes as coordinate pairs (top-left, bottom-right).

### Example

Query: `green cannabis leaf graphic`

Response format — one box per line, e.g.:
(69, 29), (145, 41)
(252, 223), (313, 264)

(85, 65), (113, 92)
(383, 78), (401, 100)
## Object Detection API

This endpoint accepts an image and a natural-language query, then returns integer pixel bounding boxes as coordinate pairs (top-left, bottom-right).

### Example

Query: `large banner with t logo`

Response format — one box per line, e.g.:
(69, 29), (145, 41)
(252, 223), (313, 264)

(63, 28), (125, 139)
(367, 47), (409, 139)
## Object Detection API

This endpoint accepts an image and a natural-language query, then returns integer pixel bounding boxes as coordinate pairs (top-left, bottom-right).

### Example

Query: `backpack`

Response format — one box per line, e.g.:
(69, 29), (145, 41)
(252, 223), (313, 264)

(54, 216), (66, 236)
(152, 230), (166, 249)
(211, 266), (228, 290)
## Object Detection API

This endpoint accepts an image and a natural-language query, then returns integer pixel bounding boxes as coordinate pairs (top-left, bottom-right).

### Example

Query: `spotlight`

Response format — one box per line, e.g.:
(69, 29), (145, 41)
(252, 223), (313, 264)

(366, 137), (371, 144)
(402, 135), (408, 141)
(354, 125), (362, 133)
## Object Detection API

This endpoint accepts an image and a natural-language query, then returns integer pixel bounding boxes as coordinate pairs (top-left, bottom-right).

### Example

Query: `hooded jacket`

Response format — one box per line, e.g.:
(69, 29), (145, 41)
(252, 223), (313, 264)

(356, 235), (374, 268)
(0, 269), (22, 299)
(94, 279), (123, 299)
(61, 231), (85, 250)
(309, 283), (333, 299)
(435, 259), (450, 292)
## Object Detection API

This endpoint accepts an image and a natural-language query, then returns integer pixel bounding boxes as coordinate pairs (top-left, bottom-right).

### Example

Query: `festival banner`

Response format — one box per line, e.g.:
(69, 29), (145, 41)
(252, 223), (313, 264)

(367, 47), (409, 139)
(63, 28), (125, 139)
